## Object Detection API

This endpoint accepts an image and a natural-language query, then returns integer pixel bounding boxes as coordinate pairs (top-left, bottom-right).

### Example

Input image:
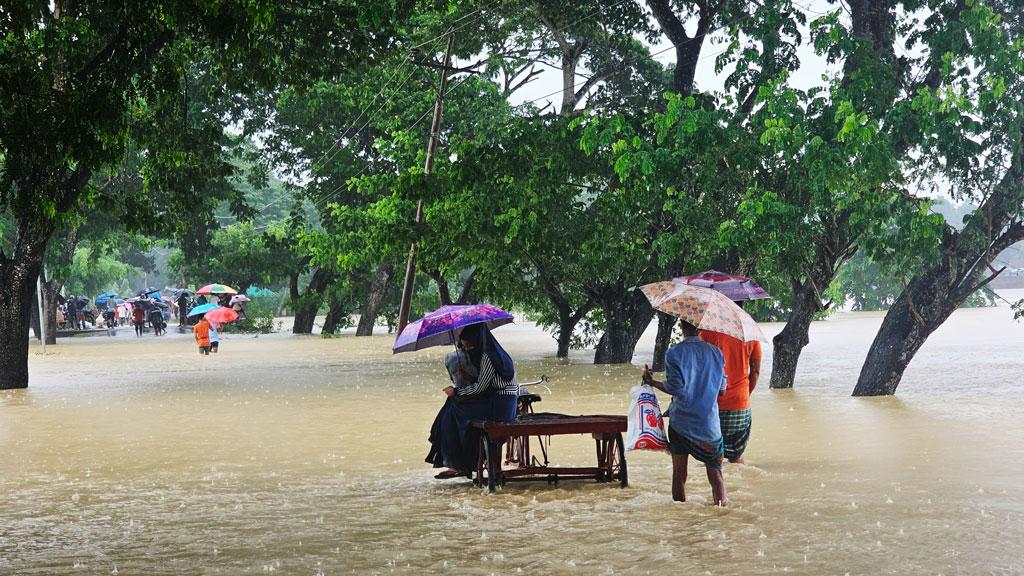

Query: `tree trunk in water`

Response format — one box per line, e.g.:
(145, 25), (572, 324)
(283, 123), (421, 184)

(769, 284), (820, 389)
(287, 272), (300, 317)
(554, 302), (591, 358)
(42, 279), (61, 345)
(651, 312), (677, 372)
(291, 267), (334, 334)
(0, 273), (36, 389)
(594, 293), (655, 364)
(853, 243), (1019, 396)
(855, 152), (1024, 395)
(34, 228), (76, 346)
(356, 264), (393, 336)
(555, 322), (573, 358)
(0, 229), (51, 390)
(292, 303), (318, 334)
(852, 286), (934, 396)
(322, 299), (347, 335)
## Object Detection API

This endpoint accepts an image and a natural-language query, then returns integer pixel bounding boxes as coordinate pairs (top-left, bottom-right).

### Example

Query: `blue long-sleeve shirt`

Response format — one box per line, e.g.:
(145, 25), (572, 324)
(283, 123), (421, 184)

(663, 335), (727, 444)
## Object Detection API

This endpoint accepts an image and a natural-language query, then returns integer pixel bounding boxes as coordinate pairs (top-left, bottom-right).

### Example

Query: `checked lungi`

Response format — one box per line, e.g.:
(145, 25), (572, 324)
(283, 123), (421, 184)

(720, 408), (752, 461)
(668, 426), (724, 470)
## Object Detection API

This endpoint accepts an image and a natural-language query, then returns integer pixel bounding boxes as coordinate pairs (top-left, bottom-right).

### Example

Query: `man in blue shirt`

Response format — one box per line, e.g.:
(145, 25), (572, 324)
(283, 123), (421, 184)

(643, 320), (728, 505)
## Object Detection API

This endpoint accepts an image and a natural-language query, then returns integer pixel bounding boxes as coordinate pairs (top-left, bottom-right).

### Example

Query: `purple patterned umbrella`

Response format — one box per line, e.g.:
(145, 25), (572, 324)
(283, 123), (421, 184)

(392, 304), (514, 354)
(673, 270), (771, 301)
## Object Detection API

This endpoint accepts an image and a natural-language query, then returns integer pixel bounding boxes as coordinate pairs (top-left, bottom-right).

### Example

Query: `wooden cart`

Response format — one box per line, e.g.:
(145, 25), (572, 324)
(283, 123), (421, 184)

(472, 414), (628, 492)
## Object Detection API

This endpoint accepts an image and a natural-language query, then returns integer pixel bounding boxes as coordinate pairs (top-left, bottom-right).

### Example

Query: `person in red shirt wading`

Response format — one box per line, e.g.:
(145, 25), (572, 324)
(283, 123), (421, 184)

(132, 304), (145, 337)
(699, 316), (762, 464)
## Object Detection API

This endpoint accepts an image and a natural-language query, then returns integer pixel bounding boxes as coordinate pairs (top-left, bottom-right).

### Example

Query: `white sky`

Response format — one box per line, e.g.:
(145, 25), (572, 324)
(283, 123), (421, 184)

(506, 0), (839, 109)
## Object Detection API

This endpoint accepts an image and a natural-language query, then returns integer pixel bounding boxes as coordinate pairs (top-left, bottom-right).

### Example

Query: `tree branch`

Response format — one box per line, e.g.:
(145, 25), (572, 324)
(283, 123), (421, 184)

(913, 0), (967, 94)
(455, 267), (478, 304)
(425, 269), (452, 306)
(74, 21), (129, 83)
(962, 265), (1005, 297)
(506, 65), (544, 95)
(573, 69), (615, 101)
(538, 14), (571, 56)
(570, 299), (596, 325)
(646, 0), (690, 47)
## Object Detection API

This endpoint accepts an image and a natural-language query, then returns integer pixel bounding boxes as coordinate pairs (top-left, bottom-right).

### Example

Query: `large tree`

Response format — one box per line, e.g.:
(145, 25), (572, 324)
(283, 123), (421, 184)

(854, 0), (1024, 395)
(709, 0), (952, 389)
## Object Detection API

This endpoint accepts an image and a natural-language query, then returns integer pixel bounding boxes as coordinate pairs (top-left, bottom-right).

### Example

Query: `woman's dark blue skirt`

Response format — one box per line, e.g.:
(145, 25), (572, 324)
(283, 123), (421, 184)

(425, 393), (517, 472)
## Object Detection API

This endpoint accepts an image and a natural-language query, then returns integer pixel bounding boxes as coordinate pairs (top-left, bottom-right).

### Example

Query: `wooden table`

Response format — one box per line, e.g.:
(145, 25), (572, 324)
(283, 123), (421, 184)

(472, 414), (628, 492)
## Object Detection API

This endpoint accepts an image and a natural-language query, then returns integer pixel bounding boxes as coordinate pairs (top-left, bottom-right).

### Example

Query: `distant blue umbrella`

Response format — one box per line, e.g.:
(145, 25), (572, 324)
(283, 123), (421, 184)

(187, 303), (221, 317)
(95, 291), (119, 305)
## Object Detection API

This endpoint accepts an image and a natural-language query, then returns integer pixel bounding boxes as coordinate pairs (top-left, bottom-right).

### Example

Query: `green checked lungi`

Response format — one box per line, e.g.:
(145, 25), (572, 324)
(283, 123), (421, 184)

(720, 408), (752, 461)
(668, 427), (724, 470)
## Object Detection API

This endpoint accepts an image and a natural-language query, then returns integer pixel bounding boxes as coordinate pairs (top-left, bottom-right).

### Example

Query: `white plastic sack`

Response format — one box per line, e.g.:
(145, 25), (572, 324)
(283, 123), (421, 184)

(626, 384), (669, 451)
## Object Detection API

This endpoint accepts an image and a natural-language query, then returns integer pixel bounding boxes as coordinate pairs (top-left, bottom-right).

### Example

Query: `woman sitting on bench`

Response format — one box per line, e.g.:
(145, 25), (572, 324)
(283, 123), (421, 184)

(426, 324), (518, 479)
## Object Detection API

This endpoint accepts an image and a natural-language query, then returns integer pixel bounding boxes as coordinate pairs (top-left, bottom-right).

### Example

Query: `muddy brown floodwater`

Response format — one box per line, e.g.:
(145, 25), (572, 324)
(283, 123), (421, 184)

(2, 293), (1024, 575)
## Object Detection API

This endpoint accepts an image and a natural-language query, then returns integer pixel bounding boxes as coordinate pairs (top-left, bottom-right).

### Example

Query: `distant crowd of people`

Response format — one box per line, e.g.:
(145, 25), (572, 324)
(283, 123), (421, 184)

(59, 296), (165, 333)
(59, 290), (246, 337)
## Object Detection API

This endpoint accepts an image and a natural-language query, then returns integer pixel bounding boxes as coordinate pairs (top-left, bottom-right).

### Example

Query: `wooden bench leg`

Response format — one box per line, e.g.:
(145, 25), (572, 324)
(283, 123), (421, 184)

(475, 435), (486, 487)
(594, 435), (608, 482)
(482, 434), (502, 492)
(615, 433), (628, 488)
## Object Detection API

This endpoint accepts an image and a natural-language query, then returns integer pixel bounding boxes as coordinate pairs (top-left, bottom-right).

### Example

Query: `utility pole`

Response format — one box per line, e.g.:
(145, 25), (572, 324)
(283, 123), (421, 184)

(397, 33), (456, 333)
(36, 272), (46, 353)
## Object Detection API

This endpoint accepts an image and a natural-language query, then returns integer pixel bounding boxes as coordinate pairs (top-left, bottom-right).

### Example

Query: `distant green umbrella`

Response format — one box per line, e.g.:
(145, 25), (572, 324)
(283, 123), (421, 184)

(246, 286), (275, 297)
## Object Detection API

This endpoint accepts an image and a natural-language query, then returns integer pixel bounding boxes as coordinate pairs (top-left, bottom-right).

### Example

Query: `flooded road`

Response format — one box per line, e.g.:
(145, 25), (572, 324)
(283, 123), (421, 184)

(2, 294), (1023, 575)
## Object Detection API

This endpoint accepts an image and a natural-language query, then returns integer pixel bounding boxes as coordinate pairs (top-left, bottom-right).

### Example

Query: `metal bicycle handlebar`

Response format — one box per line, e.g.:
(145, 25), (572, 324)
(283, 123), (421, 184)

(519, 374), (552, 394)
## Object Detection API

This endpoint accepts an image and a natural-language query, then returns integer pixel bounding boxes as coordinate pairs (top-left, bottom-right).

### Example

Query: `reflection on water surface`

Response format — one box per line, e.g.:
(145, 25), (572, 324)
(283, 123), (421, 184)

(2, 297), (1023, 574)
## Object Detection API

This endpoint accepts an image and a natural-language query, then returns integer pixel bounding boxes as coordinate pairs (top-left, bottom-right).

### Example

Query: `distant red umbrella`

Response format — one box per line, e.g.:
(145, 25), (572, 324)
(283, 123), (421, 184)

(204, 307), (239, 324)
(673, 270), (770, 301)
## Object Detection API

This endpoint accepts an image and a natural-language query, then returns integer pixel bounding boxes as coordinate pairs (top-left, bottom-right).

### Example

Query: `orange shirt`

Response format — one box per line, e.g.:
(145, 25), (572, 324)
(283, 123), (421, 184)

(194, 320), (211, 347)
(699, 330), (762, 411)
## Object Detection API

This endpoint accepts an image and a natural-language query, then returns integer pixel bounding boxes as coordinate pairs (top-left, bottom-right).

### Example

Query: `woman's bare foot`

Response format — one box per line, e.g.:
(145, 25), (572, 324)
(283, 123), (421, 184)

(728, 456), (746, 465)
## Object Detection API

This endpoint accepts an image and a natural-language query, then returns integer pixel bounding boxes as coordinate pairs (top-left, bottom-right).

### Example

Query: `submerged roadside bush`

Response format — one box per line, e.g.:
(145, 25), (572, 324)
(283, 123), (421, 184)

(228, 293), (281, 334)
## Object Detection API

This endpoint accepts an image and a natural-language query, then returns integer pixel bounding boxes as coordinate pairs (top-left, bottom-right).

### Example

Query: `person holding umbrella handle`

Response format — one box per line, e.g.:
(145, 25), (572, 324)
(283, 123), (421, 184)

(425, 323), (518, 480)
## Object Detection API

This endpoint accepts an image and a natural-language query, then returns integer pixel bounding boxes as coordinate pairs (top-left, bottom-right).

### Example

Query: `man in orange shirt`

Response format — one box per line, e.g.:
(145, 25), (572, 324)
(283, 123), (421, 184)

(698, 328), (761, 464)
(194, 317), (212, 355)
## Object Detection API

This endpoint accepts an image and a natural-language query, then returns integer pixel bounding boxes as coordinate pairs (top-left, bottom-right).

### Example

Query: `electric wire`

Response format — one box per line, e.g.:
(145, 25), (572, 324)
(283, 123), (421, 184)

(308, 0), (640, 212)
(311, 73), (476, 213)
